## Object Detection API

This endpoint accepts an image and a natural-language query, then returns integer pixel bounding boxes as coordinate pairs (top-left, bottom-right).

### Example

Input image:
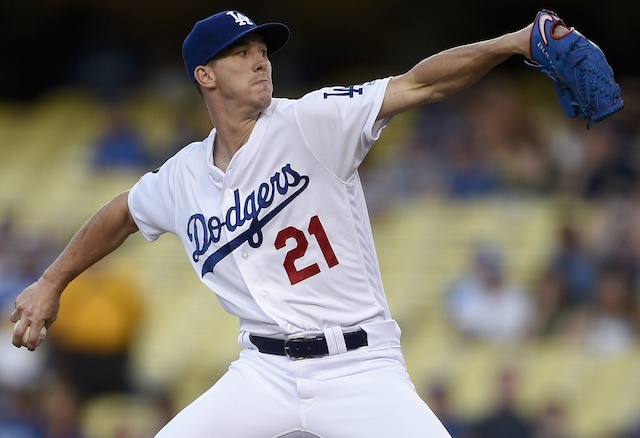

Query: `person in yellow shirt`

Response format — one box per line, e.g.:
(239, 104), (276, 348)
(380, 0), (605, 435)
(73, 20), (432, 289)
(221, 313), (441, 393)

(49, 261), (145, 400)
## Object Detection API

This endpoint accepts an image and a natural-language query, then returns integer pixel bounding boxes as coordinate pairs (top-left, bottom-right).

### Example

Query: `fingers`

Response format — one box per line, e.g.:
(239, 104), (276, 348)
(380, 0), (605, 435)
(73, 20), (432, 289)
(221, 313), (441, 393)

(11, 297), (50, 350)
(11, 317), (27, 349)
(9, 307), (21, 323)
(10, 279), (61, 350)
(9, 308), (25, 349)
(12, 318), (48, 351)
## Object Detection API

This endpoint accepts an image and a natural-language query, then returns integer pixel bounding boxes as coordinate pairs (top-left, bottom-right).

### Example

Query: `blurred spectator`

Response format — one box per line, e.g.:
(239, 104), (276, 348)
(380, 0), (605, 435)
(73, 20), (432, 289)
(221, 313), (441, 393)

(530, 268), (572, 338)
(424, 382), (468, 438)
(467, 366), (533, 438)
(585, 264), (637, 355)
(0, 242), (55, 318)
(447, 242), (534, 343)
(0, 219), (57, 437)
(467, 74), (553, 195)
(388, 111), (447, 199)
(49, 261), (146, 401)
(589, 195), (640, 283)
(560, 264), (637, 356)
(0, 217), (62, 333)
(415, 95), (501, 199)
(0, 387), (42, 438)
(547, 224), (597, 308)
(40, 376), (85, 438)
(0, 320), (47, 438)
(92, 105), (152, 171)
(582, 125), (637, 200)
(442, 140), (500, 198)
(532, 400), (574, 438)
(0, 321), (47, 395)
(548, 123), (588, 196)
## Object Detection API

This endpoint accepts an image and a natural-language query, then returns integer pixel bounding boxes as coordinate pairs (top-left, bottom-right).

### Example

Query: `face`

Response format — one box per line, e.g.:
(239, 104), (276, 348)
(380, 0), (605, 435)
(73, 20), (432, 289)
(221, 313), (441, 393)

(206, 34), (273, 113)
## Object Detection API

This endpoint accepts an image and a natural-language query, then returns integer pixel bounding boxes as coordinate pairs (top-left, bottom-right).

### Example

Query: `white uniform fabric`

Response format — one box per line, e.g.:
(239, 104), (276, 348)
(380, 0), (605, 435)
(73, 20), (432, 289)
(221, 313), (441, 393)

(128, 78), (451, 437)
(155, 321), (450, 438)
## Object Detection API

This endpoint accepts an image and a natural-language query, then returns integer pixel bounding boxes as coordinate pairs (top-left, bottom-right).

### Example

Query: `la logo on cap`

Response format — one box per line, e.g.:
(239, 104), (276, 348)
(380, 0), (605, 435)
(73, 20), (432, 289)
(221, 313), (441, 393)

(227, 11), (254, 26)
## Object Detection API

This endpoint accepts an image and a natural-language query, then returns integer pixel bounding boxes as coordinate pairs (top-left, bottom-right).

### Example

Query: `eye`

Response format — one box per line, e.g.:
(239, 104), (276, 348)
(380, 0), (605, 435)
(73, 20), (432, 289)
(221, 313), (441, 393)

(237, 49), (248, 56)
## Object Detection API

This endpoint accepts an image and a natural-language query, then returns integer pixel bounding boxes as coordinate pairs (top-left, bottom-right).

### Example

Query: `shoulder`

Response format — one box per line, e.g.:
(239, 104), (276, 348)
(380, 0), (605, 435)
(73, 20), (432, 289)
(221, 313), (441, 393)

(269, 79), (391, 122)
(270, 79), (391, 109)
(158, 131), (212, 171)
(176, 132), (212, 158)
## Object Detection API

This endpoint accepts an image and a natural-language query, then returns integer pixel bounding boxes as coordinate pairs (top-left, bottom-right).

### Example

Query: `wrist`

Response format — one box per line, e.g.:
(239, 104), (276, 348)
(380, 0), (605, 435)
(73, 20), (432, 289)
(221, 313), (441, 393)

(512, 24), (534, 59)
(40, 270), (67, 296)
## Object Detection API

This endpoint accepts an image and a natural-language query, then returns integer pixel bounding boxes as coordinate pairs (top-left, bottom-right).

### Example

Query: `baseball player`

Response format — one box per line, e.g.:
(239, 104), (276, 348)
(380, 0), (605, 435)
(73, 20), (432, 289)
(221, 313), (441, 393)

(11, 9), (568, 438)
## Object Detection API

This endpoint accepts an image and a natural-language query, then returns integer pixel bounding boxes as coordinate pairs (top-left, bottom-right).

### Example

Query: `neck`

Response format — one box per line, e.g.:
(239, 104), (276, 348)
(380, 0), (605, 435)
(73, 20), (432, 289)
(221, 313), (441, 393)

(204, 92), (271, 172)
(210, 112), (260, 172)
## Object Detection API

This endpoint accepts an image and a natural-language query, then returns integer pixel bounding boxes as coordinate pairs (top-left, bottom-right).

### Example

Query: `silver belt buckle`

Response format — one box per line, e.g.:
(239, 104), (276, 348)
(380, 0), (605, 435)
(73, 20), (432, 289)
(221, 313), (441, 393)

(283, 336), (323, 360)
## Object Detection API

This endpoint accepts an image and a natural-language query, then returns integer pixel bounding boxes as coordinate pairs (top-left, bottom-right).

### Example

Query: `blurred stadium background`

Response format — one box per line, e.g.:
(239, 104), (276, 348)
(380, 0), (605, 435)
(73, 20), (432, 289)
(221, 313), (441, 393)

(0, 0), (639, 437)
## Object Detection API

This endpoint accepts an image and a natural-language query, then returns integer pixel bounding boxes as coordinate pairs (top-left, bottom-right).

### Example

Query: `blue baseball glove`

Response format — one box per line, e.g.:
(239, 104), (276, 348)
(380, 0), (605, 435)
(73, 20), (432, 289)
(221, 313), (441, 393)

(526, 9), (624, 126)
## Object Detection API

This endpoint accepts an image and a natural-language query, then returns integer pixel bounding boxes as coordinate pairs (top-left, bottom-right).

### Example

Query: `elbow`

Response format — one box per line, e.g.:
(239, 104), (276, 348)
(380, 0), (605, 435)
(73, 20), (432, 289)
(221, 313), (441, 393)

(114, 191), (139, 235)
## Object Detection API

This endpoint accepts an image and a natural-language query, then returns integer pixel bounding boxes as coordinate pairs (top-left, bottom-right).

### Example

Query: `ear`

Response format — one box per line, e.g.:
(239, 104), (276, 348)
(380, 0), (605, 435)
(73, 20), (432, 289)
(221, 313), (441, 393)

(194, 65), (216, 91)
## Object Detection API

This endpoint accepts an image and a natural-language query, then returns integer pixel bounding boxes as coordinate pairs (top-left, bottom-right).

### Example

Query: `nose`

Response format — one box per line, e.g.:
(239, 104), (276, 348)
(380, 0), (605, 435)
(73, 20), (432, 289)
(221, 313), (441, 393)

(251, 49), (269, 71)
(255, 55), (268, 72)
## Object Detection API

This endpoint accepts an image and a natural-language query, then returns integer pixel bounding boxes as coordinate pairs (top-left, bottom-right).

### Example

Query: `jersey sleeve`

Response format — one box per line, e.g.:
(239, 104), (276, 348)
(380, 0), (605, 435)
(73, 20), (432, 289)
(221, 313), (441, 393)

(293, 77), (392, 181)
(128, 158), (178, 242)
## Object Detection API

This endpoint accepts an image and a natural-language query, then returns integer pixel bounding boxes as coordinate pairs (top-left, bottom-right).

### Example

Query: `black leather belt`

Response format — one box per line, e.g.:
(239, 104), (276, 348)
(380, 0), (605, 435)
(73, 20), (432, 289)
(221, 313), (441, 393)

(250, 329), (368, 360)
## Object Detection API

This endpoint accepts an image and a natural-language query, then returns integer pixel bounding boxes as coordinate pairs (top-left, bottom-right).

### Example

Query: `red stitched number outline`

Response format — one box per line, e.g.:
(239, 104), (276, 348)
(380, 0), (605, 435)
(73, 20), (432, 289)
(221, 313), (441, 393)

(275, 215), (339, 285)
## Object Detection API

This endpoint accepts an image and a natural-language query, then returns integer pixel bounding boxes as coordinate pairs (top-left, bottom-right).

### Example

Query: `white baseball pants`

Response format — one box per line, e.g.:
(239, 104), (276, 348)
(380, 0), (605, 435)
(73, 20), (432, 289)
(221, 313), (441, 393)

(154, 320), (451, 438)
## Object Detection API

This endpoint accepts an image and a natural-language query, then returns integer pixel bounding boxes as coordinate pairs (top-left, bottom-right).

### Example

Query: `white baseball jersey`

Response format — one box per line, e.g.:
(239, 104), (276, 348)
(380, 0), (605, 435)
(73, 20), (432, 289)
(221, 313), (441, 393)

(128, 78), (393, 337)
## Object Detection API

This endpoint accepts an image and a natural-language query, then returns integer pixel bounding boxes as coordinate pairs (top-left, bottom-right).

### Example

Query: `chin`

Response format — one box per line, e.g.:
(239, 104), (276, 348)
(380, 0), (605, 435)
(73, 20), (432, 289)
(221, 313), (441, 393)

(257, 94), (273, 110)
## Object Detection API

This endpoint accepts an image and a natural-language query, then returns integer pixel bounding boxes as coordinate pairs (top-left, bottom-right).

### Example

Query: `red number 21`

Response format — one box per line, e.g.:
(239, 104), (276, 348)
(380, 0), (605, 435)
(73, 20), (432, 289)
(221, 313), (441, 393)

(274, 215), (339, 285)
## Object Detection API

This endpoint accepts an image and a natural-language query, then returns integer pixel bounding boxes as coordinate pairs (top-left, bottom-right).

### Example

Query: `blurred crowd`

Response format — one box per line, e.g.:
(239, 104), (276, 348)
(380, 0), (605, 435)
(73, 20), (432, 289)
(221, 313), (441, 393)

(368, 71), (640, 438)
(382, 73), (640, 438)
(0, 214), (163, 437)
(0, 71), (639, 437)
(364, 72), (640, 354)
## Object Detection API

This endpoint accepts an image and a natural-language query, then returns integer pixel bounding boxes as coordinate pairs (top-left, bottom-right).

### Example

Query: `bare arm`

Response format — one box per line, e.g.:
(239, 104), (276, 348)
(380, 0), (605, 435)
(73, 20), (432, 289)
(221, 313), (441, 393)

(378, 24), (533, 119)
(10, 191), (139, 350)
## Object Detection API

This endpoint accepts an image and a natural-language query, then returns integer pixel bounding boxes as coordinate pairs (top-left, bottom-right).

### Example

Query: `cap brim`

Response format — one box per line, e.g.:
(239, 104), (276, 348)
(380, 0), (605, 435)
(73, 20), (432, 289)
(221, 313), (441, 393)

(252, 22), (290, 56)
(212, 22), (290, 62)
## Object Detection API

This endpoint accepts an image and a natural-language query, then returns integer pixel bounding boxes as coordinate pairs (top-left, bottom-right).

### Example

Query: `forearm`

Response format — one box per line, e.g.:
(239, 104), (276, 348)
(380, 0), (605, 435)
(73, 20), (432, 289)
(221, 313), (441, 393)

(379, 25), (532, 118)
(42, 191), (138, 294)
(413, 32), (527, 100)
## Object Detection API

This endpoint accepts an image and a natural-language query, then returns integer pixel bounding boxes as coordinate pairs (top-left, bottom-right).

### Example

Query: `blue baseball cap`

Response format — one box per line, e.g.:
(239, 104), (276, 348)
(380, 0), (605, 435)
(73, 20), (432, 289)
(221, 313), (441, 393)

(182, 10), (290, 83)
